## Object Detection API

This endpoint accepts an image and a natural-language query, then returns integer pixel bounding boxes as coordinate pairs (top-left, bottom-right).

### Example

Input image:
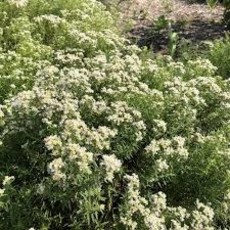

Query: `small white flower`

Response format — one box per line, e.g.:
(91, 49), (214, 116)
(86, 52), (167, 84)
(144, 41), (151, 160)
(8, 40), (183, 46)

(3, 176), (15, 186)
(0, 108), (4, 118)
(48, 158), (65, 181)
(155, 159), (169, 172)
(0, 188), (5, 196)
(44, 135), (62, 152)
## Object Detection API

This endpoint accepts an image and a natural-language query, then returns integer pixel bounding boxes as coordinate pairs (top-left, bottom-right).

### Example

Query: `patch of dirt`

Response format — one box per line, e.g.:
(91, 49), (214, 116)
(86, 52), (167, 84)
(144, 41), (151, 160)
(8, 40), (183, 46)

(119, 0), (227, 53)
(131, 19), (226, 54)
(121, 0), (224, 24)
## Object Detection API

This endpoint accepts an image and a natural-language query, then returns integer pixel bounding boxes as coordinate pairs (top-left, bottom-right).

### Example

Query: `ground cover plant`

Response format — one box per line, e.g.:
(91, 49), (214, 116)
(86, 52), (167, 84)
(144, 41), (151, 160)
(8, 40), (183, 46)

(1, 0), (230, 229)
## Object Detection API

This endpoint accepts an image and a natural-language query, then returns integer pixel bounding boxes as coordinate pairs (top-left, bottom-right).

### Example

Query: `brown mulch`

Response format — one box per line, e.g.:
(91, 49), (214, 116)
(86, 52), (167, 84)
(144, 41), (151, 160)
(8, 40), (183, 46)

(122, 0), (224, 24)
(118, 0), (227, 53)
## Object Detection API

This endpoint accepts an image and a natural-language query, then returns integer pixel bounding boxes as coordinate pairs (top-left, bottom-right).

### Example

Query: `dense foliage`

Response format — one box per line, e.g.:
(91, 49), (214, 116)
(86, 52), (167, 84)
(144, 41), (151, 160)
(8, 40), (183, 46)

(209, 35), (230, 78)
(1, 0), (230, 229)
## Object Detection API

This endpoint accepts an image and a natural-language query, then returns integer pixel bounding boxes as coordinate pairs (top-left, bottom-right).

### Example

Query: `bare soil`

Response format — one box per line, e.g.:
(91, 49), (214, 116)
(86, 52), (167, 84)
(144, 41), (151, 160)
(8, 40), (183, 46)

(119, 0), (227, 53)
(121, 0), (224, 23)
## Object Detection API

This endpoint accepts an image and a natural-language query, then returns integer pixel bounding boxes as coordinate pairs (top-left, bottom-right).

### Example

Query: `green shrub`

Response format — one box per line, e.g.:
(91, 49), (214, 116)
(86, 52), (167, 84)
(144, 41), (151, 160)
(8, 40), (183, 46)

(209, 34), (230, 78)
(0, 0), (230, 229)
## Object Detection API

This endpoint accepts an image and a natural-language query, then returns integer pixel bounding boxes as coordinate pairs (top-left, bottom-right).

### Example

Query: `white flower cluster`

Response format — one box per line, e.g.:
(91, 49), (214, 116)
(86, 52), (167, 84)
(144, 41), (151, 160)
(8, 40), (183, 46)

(108, 101), (146, 142)
(168, 206), (190, 230)
(47, 157), (65, 181)
(7, 0), (28, 8)
(190, 200), (215, 230)
(101, 154), (122, 182)
(86, 126), (118, 150)
(187, 58), (217, 78)
(0, 176), (15, 198)
(145, 136), (189, 173)
(34, 15), (66, 27)
(121, 174), (172, 230)
(121, 174), (215, 230)
(121, 173), (150, 230)
(5, 57), (147, 182)
(0, 188), (5, 197)
(2, 176), (15, 186)
(152, 119), (167, 136)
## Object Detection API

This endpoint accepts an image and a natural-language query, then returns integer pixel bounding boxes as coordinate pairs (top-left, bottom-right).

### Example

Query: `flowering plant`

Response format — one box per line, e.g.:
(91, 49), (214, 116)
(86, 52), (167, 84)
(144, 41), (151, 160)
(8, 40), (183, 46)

(0, 0), (230, 229)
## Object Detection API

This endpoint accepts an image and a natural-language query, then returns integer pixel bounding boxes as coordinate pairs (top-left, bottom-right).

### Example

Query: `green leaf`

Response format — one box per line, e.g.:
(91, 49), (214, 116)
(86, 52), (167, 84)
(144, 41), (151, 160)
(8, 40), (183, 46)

(207, 0), (218, 7)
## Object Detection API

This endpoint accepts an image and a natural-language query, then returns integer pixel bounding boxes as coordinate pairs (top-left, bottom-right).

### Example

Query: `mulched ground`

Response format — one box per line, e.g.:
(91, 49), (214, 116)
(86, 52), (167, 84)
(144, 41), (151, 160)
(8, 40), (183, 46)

(119, 0), (227, 53)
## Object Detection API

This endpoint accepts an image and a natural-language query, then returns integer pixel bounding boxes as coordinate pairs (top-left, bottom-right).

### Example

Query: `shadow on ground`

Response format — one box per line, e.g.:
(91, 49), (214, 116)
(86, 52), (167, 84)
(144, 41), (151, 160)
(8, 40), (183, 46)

(130, 19), (227, 54)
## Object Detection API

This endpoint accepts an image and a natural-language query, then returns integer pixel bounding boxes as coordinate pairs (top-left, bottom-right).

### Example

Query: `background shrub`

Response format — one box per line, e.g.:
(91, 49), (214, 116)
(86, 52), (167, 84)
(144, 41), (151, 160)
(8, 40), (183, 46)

(209, 34), (230, 78)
